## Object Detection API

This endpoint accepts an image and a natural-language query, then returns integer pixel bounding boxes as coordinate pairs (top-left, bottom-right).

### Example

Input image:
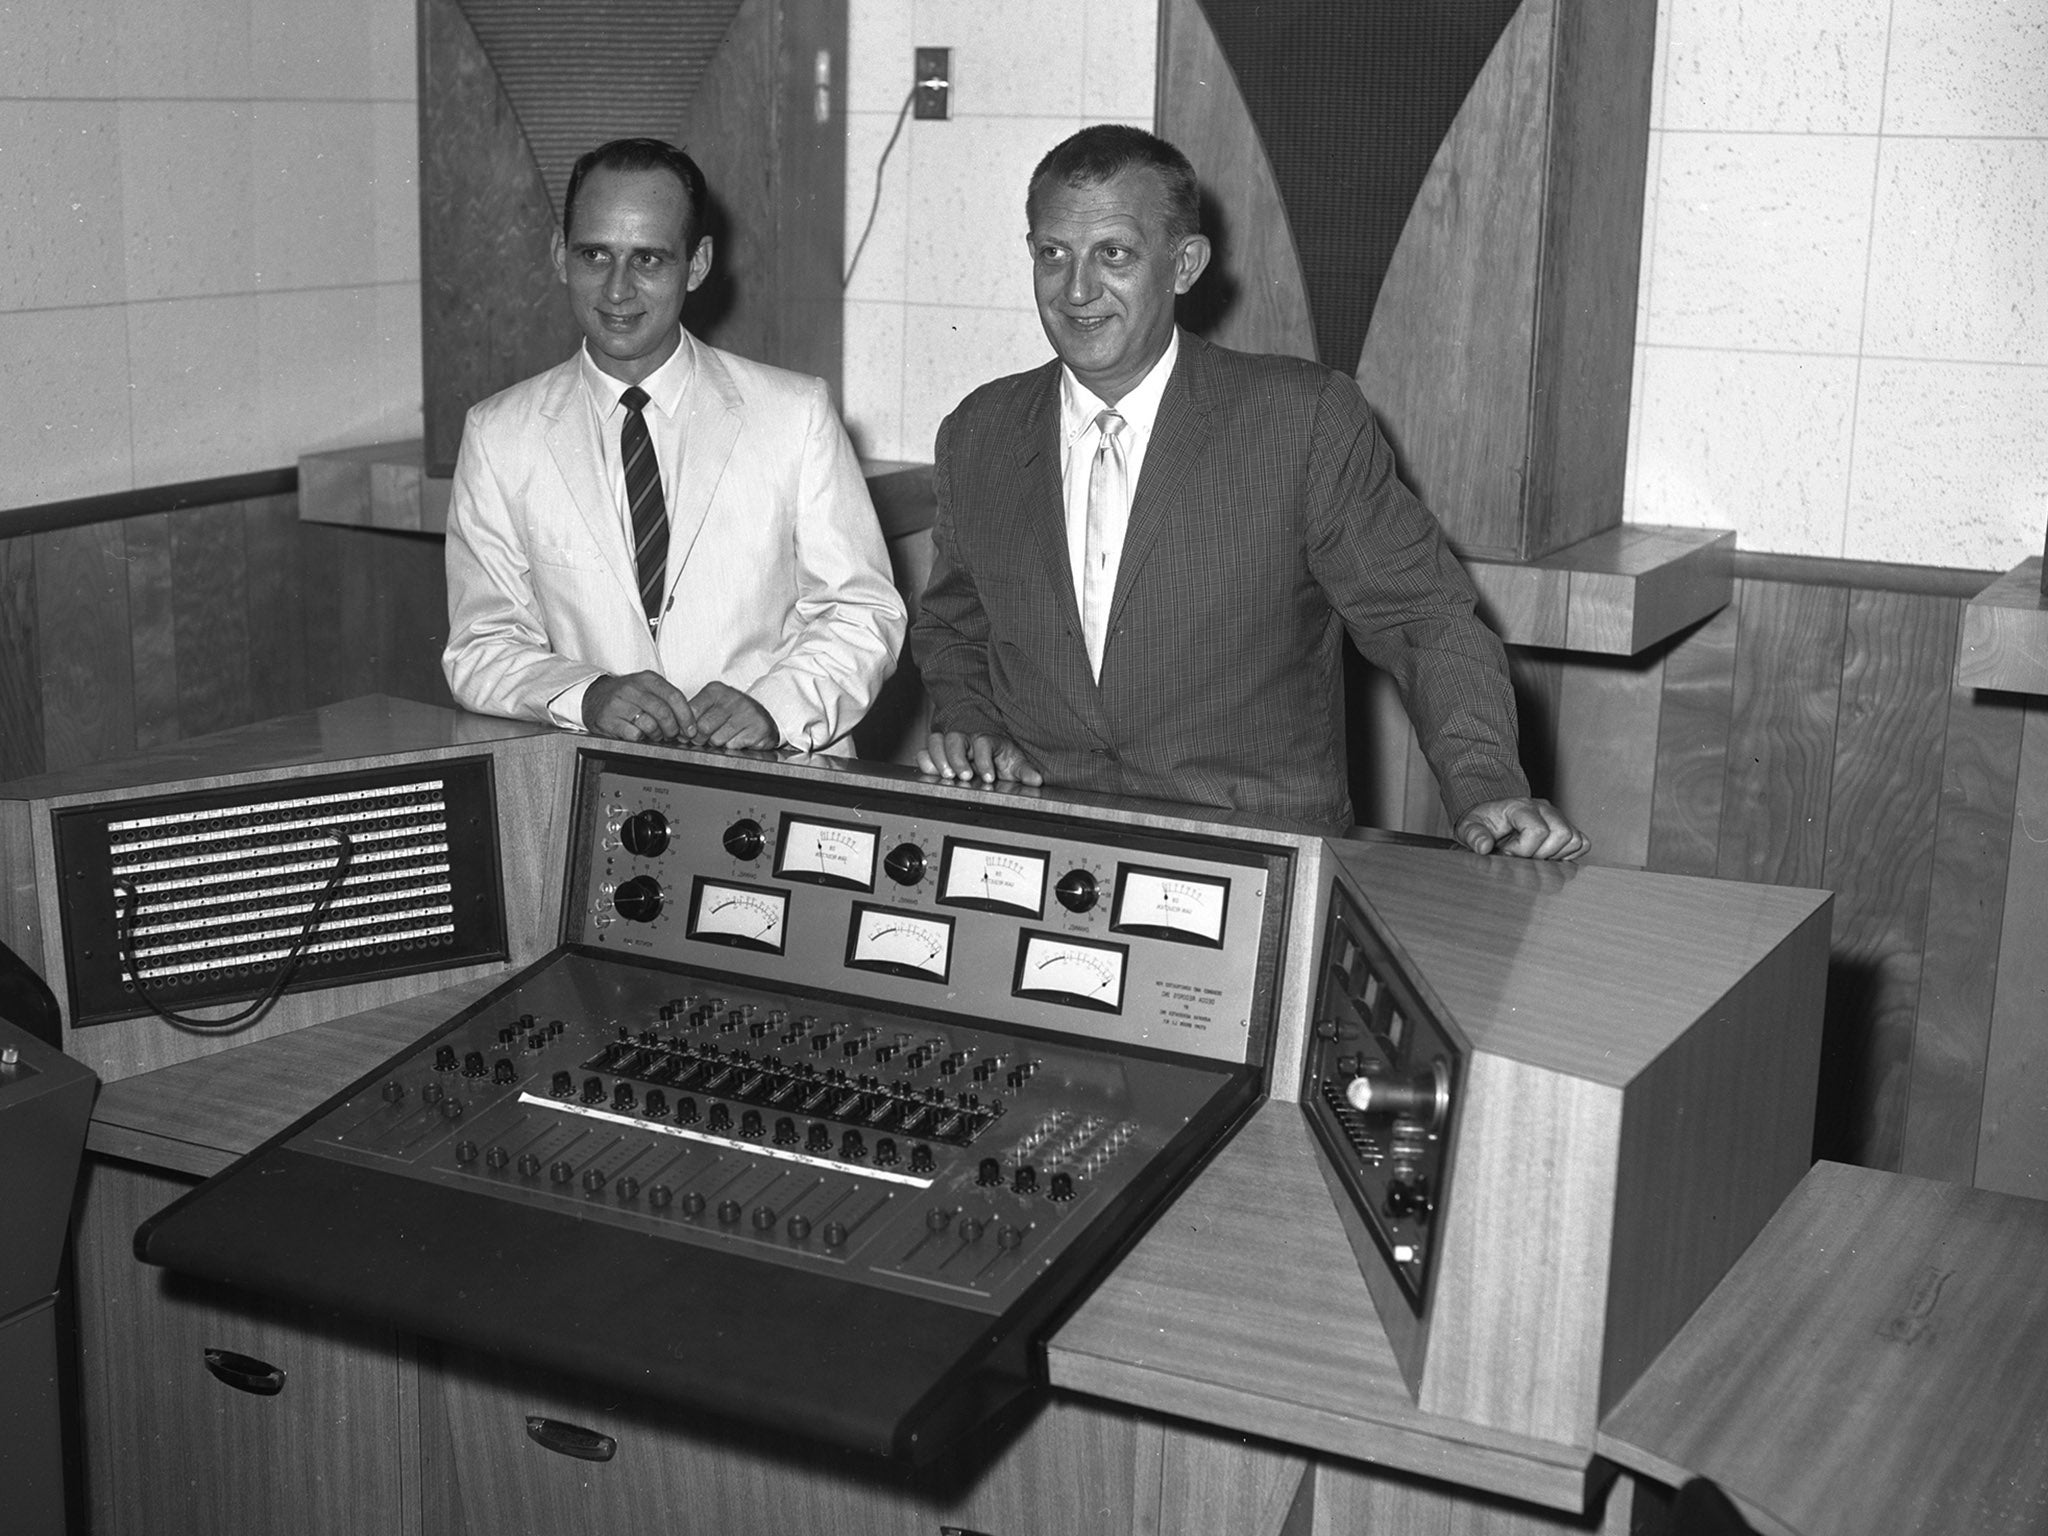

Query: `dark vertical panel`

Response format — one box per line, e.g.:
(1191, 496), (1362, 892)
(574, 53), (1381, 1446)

(1978, 703), (2048, 1198)
(1646, 602), (1739, 876)
(1506, 647), (1566, 805)
(301, 525), (452, 710)
(0, 535), (44, 779)
(34, 522), (137, 773)
(1715, 579), (1847, 889)
(1816, 589), (1956, 1169)
(123, 512), (180, 750)
(169, 504), (252, 738)
(1904, 636), (2025, 1181)
(242, 496), (308, 722)
(1550, 652), (1663, 868)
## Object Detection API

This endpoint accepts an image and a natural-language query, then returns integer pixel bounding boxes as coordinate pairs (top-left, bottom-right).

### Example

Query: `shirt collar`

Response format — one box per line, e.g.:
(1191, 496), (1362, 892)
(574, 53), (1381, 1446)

(1059, 328), (1179, 447)
(578, 331), (695, 419)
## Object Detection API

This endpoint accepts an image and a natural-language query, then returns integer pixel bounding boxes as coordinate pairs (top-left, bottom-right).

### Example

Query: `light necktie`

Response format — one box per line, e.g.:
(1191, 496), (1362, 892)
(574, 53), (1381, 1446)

(1082, 409), (1127, 677)
(619, 385), (668, 629)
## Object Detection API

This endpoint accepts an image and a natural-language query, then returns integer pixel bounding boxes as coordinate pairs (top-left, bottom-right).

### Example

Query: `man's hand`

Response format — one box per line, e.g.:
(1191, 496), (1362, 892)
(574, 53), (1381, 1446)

(918, 731), (1045, 787)
(685, 682), (781, 750)
(1454, 798), (1589, 861)
(583, 672), (695, 741)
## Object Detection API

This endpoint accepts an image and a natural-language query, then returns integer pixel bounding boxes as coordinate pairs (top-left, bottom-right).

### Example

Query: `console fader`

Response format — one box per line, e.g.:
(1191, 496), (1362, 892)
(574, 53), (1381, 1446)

(140, 749), (1303, 1461)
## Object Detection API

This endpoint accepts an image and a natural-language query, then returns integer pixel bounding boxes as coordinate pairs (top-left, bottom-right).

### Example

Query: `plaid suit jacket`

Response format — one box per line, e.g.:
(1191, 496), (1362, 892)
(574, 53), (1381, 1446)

(913, 332), (1527, 831)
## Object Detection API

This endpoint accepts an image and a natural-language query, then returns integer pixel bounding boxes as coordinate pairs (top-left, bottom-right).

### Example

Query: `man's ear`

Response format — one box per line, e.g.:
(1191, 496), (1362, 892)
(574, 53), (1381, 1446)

(686, 236), (714, 294)
(551, 227), (568, 286)
(1173, 233), (1212, 295)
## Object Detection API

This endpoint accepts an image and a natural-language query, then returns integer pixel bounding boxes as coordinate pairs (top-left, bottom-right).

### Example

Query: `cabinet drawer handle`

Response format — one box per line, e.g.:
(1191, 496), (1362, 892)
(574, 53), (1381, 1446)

(525, 1415), (617, 1462)
(203, 1348), (286, 1396)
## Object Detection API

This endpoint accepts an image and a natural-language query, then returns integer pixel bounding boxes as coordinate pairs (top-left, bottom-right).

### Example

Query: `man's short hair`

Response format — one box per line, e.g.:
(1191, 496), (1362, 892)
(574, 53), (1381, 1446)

(562, 137), (709, 249)
(1027, 125), (1202, 242)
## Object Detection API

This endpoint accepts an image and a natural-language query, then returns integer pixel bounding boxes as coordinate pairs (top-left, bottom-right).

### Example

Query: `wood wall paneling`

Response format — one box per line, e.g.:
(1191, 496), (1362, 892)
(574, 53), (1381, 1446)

(1714, 579), (1848, 890)
(34, 521), (138, 774)
(1548, 652), (1664, 871)
(1976, 702), (2048, 1199)
(1814, 588), (1956, 1168)
(1644, 602), (1738, 877)
(0, 536), (42, 782)
(1902, 635), (2025, 1181)
(121, 512), (181, 751)
(168, 503), (255, 740)
(1157, 0), (1318, 361)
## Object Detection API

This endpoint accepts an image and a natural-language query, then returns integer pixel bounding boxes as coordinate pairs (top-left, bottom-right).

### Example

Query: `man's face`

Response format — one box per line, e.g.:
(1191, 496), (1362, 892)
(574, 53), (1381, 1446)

(552, 165), (711, 384)
(1027, 167), (1210, 405)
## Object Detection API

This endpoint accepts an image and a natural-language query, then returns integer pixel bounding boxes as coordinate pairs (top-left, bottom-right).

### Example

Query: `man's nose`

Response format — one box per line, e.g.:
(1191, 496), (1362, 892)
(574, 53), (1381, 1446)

(603, 260), (634, 302)
(1062, 258), (1098, 305)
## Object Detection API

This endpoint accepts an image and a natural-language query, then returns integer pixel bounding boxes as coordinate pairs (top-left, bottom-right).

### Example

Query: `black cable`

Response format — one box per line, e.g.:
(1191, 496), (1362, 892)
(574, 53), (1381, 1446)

(115, 827), (355, 1035)
(842, 84), (918, 290)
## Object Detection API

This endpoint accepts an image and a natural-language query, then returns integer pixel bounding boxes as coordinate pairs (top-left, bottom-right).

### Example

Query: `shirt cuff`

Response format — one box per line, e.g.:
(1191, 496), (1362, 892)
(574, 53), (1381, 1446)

(547, 677), (595, 732)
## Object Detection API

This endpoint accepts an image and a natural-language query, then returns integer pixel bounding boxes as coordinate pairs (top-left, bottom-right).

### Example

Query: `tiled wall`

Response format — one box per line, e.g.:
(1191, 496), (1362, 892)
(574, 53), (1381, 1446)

(0, 0), (420, 508)
(839, 0), (1158, 465)
(1625, 0), (2048, 568)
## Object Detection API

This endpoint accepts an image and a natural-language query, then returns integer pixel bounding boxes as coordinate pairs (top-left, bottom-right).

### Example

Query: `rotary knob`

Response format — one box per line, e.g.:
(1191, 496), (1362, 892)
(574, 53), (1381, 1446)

(722, 818), (766, 860)
(1054, 868), (1099, 913)
(612, 875), (664, 923)
(884, 843), (927, 885)
(620, 809), (670, 857)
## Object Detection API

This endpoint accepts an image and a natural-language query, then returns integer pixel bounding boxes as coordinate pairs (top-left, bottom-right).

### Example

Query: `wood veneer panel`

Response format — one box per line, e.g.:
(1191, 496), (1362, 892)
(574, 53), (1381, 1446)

(1600, 1162), (2048, 1536)
(1159, 1424), (1310, 1536)
(0, 534), (42, 780)
(1715, 578), (1847, 889)
(1506, 647), (1565, 805)
(1157, 0), (1317, 361)
(34, 521), (138, 774)
(1312, 1456), (1635, 1536)
(169, 502), (254, 739)
(1976, 701), (2048, 1199)
(1902, 634), (2024, 1181)
(1357, 0), (1547, 557)
(243, 494), (309, 723)
(1549, 653), (1662, 869)
(1817, 588), (1956, 1169)
(1645, 601), (1738, 877)
(121, 512), (180, 750)
(300, 524), (452, 711)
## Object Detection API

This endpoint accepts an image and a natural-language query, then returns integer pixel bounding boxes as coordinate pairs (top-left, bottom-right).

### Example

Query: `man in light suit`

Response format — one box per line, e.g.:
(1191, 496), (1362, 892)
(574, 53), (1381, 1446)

(444, 138), (904, 752)
(913, 125), (1584, 857)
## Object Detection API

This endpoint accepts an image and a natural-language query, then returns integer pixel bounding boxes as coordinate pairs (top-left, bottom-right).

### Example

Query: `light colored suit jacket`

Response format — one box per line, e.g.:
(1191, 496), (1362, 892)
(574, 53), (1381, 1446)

(913, 332), (1525, 830)
(443, 334), (905, 752)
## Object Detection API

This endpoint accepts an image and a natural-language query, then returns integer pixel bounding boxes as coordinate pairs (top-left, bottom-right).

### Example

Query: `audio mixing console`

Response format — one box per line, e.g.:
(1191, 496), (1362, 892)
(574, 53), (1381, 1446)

(140, 748), (1303, 1460)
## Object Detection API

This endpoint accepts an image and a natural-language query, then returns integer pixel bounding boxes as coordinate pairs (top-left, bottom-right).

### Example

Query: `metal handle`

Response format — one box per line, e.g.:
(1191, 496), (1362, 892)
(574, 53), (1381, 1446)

(203, 1347), (286, 1396)
(525, 1415), (617, 1462)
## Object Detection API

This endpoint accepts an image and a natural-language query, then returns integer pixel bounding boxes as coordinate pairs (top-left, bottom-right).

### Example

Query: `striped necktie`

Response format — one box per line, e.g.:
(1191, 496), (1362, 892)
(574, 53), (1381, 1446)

(619, 385), (667, 628)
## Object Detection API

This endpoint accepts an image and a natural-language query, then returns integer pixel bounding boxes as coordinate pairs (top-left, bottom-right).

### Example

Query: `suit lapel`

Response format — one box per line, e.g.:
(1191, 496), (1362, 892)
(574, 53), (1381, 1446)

(1109, 332), (1210, 634)
(668, 333), (740, 592)
(1013, 367), (1081, 637)
(541, 357), (643, 612)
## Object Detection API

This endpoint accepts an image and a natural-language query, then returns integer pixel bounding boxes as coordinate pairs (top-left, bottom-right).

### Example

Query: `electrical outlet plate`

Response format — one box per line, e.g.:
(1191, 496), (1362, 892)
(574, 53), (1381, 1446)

(914, 47), (950, 119)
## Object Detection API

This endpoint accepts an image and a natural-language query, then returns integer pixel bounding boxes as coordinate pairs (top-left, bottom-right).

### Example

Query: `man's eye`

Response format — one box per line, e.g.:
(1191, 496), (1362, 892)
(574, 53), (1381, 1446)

(633, 253), (667, 270)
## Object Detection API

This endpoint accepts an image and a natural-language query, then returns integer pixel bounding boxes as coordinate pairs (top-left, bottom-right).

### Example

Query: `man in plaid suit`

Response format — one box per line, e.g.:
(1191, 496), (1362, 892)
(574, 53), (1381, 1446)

(912, 126), (1584, 858)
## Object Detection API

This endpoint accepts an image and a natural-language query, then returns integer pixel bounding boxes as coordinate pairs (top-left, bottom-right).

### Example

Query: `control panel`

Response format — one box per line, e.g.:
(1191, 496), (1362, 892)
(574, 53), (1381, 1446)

(1300, 877), (1464, 1315)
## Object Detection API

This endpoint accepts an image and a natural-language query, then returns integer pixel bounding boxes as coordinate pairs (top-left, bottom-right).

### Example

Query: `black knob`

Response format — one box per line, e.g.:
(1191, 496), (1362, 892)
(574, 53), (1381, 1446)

(616, 1175), (641, 1201)
(1012, 1165), (1038, 1195)
(549, 1159), (573, 1184)
(978, 1157), (1003, 1187)
(806, 1122), (832, 1154)
(421, 1083), (442, 1107)
(581, 1168), (606, 1193)
(997, 1225), (1024, 1251)
(718, 1198), (742, 1225)
(517, 1152), (541, 1178)
(612, 1083), (636, 1113)
(909, 1143), (935, 1174)
(649, 1184), (673, 1209)
(1048, 1171), (1075, 1202)
(775, 1115), (799, 1145)
(925, 1207), (951, 1232)
(752, 1205), (777, 1231)
(959, 1216), (985, 1243)
(722, 818), (765, 860)
(433, 1045), (458, 1072)
(484, 1144), (509, 1170)
(549, 1070), (574, 1098)
(620, 809), (670, 857)
(707, 1102), (731, 1133)
(740, 1108), (764, 1138)
(493, 1058), (516, 1084)
(612, 875), (664, 923)
(581, 1075), (605, 1104)
(788, 1214), (811, 1241)
(840, 1130), (867, 1160)
(439, 1098), (463, 1121)
(876, 1137), (899, 1167)
(884, 843), (927, 885)
(679, 1189), (705, 1216)
(381, 1080), (406, 1103)
(453, 1139), (478, 1164)
(675, 1095), (700, 1124)
(1054, 868), (1099, 913)
(462, 1051), (486, 1077)
(644, 1089), (669, 1118)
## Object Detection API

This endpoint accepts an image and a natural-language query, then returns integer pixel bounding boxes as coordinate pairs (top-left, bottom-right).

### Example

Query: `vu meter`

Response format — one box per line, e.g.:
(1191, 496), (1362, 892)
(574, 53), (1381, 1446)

(847, 904), (954, 981)
(1015, 932), (1127, 1012)
(940, 840), (1048, 917)
(688, 879), (789, 954)
(1113, 866), (1230, 946)
(777, 816), (878, 891)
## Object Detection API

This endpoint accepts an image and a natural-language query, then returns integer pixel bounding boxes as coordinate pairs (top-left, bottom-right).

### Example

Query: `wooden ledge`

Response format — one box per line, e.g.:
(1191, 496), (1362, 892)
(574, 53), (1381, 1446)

(1957, 557), (2048, 693)
(299, 442), (937, 543)
(1466, 526), (1734, 657)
